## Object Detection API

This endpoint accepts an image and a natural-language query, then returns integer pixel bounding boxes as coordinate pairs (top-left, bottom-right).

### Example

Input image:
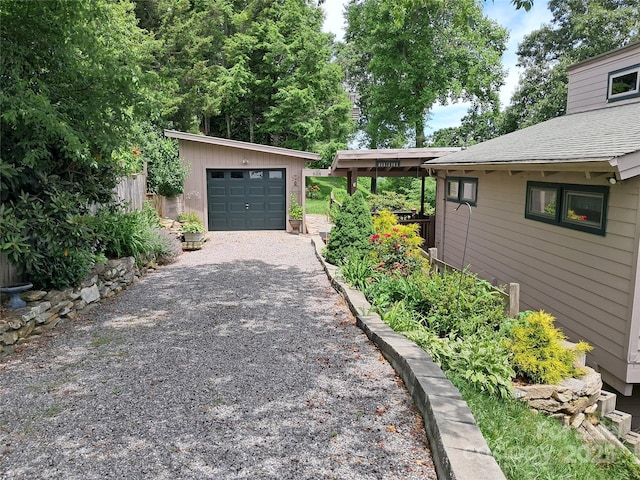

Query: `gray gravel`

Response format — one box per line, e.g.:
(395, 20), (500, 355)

(0, 231), (435, 479)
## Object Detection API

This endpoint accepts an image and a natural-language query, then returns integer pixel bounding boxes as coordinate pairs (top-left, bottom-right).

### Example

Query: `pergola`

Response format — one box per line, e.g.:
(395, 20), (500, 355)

(328, 147), (460, 214)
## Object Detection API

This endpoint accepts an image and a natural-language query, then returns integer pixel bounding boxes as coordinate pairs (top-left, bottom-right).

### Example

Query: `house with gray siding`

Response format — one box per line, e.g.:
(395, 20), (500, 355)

(424, 43), (640, 397)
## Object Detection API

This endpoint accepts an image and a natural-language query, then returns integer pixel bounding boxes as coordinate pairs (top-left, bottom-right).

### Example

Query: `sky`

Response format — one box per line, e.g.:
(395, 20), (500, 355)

(321, 0), (554, 135)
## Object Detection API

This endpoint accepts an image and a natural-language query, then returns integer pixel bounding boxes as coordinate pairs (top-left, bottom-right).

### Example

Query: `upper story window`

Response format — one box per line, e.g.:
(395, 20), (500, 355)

(446, 177), (478, 206)
(607, 64), (640, 102)
(525, 182), (609, 236)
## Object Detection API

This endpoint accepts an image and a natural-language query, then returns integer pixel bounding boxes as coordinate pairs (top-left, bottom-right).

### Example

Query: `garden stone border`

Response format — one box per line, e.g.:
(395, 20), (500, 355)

(311, 237), (506, 480)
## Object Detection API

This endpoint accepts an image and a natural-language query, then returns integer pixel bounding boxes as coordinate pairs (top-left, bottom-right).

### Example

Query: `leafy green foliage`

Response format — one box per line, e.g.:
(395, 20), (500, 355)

(288, 193), (303, 220)
(147, 0), (353, 151)
(324, 191), (374, 266)
(340, 250), (376, 292)
(344, 0), (507, 147)
(417, 270), (507, 338)
(368, 192), (414, 213)
(178, 212), (206, 234)
(129, 122), (189, 198)
(503, 0), (640, 132)
(0, 0), (155, 288)
(507, 310), (593, 384)
(96, 208), (151, 263)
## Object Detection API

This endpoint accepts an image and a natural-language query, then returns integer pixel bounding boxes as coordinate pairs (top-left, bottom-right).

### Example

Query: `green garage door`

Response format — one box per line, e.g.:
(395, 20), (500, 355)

(206, 169), (286, 230)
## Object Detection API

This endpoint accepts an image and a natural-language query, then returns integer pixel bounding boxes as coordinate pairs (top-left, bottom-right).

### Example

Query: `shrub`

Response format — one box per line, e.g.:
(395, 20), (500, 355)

(149, 228), (182, 265)
(340, 250), (375, 292)
(0, 192), (103, 290)
(380, 300), (514, 399)
(95, 207), (158, 265)
(418, 270), (507, 338)
(507, 310), (592, 384)
(324, 191), (374, 266)
(368, 191), (414, 213)
(370, 210), (425, 276)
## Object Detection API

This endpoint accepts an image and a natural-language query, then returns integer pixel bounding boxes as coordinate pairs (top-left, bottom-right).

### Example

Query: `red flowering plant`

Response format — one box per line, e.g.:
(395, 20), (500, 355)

(369, 210), (425, 276)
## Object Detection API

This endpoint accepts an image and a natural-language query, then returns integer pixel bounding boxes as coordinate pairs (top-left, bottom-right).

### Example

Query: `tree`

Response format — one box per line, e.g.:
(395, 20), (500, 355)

(146, 0), (354, 151)
(503, 0), (640, 132)
(344, 0), (507, 148)
(0, 0), (154, 288)
(428, 105), (503, 147)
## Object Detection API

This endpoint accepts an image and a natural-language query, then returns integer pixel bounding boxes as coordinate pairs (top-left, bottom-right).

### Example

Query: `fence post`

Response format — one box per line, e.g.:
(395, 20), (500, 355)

(428, 247), (438, 272)
(509, 282), (520, 319)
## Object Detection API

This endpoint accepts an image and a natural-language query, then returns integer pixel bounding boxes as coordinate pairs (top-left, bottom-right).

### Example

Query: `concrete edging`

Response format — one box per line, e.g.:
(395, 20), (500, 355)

(311, 237), (506, 480)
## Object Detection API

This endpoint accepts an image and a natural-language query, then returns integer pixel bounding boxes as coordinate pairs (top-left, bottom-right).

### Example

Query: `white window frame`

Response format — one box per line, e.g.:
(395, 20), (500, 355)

(607, 64), (640, 102)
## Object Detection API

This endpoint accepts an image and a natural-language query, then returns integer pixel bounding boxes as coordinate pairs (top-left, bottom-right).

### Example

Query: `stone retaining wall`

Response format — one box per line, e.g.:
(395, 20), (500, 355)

(0, 257), (140, 356)
(514, 366), (603, 429)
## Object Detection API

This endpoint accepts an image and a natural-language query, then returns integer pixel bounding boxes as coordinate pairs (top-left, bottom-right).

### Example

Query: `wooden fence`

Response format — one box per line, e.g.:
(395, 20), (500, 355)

(423, 247), (520, 319)
(114, 173), (147, 212)
(1, 173), (147, 287)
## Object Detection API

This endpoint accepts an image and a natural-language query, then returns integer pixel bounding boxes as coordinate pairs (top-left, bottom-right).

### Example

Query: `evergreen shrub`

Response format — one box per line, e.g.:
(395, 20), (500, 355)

(324, 191), (374, 266)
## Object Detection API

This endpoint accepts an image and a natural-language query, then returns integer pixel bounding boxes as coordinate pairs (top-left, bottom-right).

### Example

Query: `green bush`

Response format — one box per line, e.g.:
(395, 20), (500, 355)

(0, 191), (103, 290)
(340, 250), (376, 292)
(324, 191), (374, 266)
(96, 207), (159, 265)
(368, 191), (414, 213)
(417, 270), (507, 338)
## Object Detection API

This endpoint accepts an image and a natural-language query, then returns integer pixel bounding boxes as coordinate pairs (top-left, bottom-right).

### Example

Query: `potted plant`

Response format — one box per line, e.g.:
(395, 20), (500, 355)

(288, 192), (303, 234)
(179, 212), (206, 242)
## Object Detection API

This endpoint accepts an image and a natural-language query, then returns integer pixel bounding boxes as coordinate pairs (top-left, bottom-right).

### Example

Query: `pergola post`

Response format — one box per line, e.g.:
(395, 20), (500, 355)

(371, 177), (377, 194)
(347, 168), (358, 195)
(420, 176), (426, 217)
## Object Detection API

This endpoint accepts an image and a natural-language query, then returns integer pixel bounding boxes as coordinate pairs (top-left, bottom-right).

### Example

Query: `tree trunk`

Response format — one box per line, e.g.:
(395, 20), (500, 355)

(415, 116), (426, 148)
(249, 114), (255, 143)
(225, 113), (231, 139)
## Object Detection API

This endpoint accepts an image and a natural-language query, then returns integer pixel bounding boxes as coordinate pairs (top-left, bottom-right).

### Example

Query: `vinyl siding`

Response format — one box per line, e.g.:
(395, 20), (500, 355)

(440, 171), (639, 386)
(177, 141), (306, 231)
(567, 44), (640, 114)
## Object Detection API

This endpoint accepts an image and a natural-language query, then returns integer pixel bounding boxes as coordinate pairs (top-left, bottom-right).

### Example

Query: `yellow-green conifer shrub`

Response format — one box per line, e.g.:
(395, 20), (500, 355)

(507, 310), (592, 385)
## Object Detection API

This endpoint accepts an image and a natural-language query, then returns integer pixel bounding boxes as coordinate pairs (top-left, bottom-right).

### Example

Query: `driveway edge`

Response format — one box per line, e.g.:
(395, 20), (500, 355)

(311, 237), (507, 480)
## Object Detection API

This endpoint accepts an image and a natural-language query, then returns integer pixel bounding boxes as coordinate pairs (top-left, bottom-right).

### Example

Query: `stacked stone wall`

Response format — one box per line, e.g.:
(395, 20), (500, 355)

(514, 366), (603, 429)
(0, 257), (140, 356)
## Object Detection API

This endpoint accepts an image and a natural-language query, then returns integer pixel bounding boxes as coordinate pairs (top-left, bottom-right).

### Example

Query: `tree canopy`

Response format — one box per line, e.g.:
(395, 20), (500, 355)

(0, 0), (155, 286)
(144, 0), (354, 151)
(344, 0), (507, 148)
(428, 0), (640, 145)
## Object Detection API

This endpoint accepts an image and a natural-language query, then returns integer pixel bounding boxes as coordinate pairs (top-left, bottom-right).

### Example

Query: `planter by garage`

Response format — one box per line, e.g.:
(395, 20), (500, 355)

(183, 232), (205, 242)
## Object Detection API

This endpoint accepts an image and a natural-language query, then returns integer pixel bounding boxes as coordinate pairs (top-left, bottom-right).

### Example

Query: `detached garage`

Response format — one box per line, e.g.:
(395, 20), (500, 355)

(164, 130), (320, 232)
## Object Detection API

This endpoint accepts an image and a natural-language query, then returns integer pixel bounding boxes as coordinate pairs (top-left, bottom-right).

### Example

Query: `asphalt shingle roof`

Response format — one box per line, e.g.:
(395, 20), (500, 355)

(427, 102), (640, 165)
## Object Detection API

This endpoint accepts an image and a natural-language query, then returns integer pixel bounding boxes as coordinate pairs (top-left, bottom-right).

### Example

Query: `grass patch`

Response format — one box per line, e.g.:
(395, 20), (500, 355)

(44, 405), (63, 418)
(90, 332), (115, 347)
(453, 377), (640, 480)
(305, 176), (372, 214)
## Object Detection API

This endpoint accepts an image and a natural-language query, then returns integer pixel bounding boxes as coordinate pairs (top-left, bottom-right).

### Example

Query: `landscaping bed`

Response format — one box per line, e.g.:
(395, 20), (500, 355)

(322, 196), (640, 480)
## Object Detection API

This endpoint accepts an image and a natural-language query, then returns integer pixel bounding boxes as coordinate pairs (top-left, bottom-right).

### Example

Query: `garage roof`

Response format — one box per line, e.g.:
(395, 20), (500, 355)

(164, 130), (321, 161)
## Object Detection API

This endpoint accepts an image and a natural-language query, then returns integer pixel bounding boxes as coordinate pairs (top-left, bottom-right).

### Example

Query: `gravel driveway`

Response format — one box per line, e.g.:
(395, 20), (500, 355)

(0, 231), (435, 479)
